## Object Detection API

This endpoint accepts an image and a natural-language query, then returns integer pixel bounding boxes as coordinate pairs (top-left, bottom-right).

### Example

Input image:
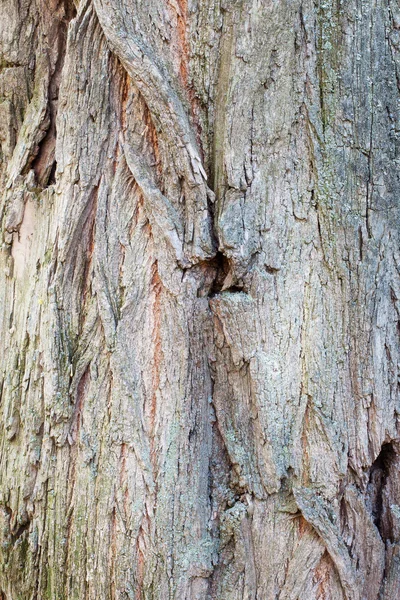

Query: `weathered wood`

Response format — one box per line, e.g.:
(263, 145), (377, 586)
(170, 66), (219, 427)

(1, 0), (400, 598)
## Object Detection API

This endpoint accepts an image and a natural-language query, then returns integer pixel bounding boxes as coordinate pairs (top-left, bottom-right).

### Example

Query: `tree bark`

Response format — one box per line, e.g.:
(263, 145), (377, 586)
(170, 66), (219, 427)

(1, 0), (400, 598)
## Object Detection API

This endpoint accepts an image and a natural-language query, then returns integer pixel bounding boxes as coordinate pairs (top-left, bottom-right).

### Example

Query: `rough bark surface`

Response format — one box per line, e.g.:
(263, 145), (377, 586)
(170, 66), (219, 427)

(1, 0), (400, 598)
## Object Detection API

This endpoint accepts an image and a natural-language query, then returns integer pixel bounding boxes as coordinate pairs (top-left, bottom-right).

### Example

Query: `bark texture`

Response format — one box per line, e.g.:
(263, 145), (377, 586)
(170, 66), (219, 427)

(1, 0), (400, 598)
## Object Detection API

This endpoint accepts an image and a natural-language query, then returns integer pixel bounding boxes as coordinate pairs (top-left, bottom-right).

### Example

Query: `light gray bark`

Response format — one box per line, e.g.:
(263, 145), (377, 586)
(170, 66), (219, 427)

(1, 0), (400, 598)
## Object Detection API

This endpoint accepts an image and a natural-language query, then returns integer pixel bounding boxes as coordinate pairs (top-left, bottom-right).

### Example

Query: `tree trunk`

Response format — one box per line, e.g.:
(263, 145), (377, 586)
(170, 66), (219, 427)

(1, 0), (400, 598)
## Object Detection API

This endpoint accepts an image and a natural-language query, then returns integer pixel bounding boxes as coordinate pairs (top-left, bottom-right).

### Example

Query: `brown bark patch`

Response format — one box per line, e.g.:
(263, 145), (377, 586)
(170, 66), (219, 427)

(81, 187), (98, 309)
(314, 552), (334, 600)
(176, 0), (189, 88)
(143, 102), (162, 182)
(150, 261), (163, 473)
(300, 399), (311, 486)
(165, 0), (203, 152)
(119, 443), (129, 519)
(109, 506), (117, 600)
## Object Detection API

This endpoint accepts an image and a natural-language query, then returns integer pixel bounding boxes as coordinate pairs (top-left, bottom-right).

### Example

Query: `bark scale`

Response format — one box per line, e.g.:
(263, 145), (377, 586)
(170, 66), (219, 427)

(1, 0), (400, 598)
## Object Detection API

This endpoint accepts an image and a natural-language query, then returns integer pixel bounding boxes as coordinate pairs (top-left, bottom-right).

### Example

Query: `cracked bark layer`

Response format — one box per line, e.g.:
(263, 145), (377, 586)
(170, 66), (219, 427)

(1, 0), (400, 599)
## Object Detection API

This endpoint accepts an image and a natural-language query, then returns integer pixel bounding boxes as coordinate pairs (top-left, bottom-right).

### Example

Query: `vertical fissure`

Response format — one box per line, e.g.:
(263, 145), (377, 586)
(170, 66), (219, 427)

(32, 0), (77, 187)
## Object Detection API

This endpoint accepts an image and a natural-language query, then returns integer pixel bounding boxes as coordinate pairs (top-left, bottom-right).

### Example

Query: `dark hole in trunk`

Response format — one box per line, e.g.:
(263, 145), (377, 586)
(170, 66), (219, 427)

(367, 442), (397, 542)
(208, 252), (243, 297)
